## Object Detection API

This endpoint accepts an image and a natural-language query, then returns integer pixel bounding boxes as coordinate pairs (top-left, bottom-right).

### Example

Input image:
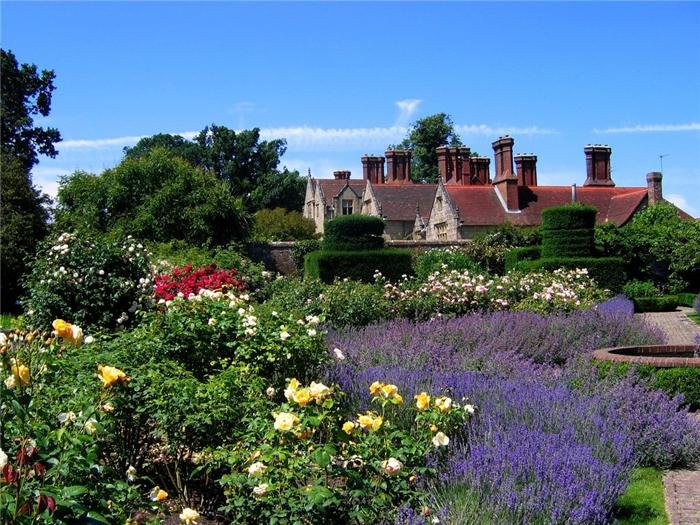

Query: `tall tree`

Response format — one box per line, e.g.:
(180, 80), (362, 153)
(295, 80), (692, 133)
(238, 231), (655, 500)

(249, 168), (306, 211)
(123, 133), (202, 166)
(1, 49), (61, 171)
(394, 113), (462, 183)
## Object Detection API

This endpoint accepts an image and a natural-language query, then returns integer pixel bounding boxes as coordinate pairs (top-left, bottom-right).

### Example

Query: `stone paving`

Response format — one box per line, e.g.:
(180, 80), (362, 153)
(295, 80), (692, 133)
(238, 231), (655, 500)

(639, 307), (700, 524)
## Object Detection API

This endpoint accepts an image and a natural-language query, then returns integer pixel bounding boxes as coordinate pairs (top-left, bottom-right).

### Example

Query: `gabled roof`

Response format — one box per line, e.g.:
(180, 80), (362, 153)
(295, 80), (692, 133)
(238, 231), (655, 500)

(444, 185), (649, 226)
(315, 179), (366, 207)
(372, 184), (437, 221)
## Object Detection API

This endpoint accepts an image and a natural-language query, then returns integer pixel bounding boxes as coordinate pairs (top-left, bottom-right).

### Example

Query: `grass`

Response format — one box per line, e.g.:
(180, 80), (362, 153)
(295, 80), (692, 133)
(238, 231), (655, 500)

(613, 467), (668, 525)
(686, 312), (700, 326)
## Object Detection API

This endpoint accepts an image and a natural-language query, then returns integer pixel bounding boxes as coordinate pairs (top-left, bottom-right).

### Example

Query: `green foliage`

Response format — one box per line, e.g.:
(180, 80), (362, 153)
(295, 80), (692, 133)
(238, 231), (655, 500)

(595, 203), (700, 292)
(0, 156), (50, 312)
(541, 204), (597, 231)
(652, 368), (700, 410)
(322, 215), (386, 251)
(290, 239), (321, 272)
(541, 228), (594, 258)
(1, 49), (61, 171)
(261, 276), (326, 317)
(514, 257), (626, 292)
(675, 293), (696, 308)
(622, 280), (659, 299)
(632, 296), (679, 313)
(55, 149), (249, 246)
(414, 247), (485, 281)
(319, 280), (391, 327)
(24, 233), (153, 331)
(123, 133), (202, 165)
(252, 207), (317, 241)
(394, 113), (462, 183)
(305, 249), (413, 284)
(463, 224), (540, 275)
(249, 168), (306, 211)
(504, 246), (541, 272)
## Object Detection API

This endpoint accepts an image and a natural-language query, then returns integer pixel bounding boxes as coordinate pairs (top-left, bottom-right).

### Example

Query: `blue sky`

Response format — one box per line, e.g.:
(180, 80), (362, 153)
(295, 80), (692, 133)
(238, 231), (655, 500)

(2, 1), (699, 216)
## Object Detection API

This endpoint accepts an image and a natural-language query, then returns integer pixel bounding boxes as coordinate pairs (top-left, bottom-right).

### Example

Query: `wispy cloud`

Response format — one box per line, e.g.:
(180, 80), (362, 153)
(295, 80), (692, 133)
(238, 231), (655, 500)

(594, 123), (700, 134)
(59, 122), (556, 152)
(394, 99), (421, 127)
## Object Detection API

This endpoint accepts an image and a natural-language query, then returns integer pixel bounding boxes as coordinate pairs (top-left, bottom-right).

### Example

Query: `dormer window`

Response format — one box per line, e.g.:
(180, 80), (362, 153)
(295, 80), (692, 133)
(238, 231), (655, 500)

(342, 199), (353, 215)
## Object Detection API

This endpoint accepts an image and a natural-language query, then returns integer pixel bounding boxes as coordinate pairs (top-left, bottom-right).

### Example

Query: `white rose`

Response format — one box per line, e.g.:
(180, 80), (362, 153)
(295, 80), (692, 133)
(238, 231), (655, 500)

(432, 432), (450, 447)
(247, 461), (267, 477)
(252, 483), (269, 497)
(381, 457), (403, 476)
(333, 348), (345, 360)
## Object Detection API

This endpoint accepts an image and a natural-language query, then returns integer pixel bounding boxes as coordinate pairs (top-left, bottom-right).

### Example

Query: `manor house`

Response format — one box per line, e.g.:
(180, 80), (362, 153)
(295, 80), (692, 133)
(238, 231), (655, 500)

(302, 136), (676, 240)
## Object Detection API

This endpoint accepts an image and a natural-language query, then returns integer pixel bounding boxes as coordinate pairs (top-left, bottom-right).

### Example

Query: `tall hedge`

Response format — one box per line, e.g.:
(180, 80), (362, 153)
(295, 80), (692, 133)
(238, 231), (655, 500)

(322, 215), (385, 251)
(304, 249), (413, 284)
(540, 204), (597, 258)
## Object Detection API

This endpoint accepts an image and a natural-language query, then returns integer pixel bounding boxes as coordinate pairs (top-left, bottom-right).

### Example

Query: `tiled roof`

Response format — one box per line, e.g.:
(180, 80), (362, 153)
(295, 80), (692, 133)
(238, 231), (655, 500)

(444, 185), (649, 226)
(373, 184), (437, 221)
(316, 179), (365, 207)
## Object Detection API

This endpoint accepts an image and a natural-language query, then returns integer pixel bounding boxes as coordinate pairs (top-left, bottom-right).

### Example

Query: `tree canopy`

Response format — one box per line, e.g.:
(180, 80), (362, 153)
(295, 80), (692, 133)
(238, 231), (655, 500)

(1, 49), (61, 171)
(393, 113), (462, 183)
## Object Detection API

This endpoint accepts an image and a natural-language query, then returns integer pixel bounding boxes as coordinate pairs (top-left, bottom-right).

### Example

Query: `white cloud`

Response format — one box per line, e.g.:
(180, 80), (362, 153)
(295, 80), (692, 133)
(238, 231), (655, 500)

(594, 123), (700, 134)
(455, 124), (557, 137)
(665, 193), (699, 218)
(394, 99), (422, 127)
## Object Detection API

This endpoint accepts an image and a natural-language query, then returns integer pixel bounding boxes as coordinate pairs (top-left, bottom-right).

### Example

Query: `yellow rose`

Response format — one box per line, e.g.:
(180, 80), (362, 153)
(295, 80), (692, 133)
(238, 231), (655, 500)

(309, 381), (330, 401)
(372, 415), (383, 431)
(435, 396), (452, 413)
(284, 378), (301, 400)
(97, 365), (129, 388)
(380, 384), (398, 399)
(342, 421), (356, 435)
(292, 388), (311, 406)
(369, 381), (383, 395)
(11, 361), (30, 387)
(150, 486), (168, 501)
(52, 319), (72, 339)
(392, 393), (404, 405)
(415, 392), (431, 411)
(273, 412), (299, 432)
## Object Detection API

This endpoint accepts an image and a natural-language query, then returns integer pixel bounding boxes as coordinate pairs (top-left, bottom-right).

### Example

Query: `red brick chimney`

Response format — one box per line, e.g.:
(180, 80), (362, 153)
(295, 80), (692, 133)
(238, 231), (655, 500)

(492, 136), (515, 181)
(492, 136), (519, 211)
(514, 154), (538, 187)
(646, 172), (663, 205)
(385, 149), (412, 184)
(437, 146), (472, 185)
(469, 156), (491, 185)
(583, 145), (615, 186)
(333, 170), (351, 180)
(362, 155), (385, 184)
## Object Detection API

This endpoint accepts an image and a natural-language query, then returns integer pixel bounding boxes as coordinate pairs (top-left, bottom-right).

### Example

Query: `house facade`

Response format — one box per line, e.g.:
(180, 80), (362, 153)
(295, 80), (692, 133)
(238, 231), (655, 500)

(302, 136), (682, 240)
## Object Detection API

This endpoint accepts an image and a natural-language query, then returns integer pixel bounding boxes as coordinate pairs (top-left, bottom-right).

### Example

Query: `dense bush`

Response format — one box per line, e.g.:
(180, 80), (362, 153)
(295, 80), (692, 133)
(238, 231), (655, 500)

(290, 239), (321, 272)
(540, 204), (597, 259)
(515, 257), (625, 293)
(305, 249), (413, 284)
(461, 224), (541, 275)
(632, 295), (679, 313)
(541, 204), (597, 231)
(622, 280), (658, 298)
(322, 215), (385, 251)
(595, 203), (700, 292)
(504, 246), (541, 272)
(414, 247), (484, 281)
(675, 292), (696, 307)
(651, 367), (700, 410)
(251, 207), (317, 241)
(24, 233), (152, 331)
(153, 264), (246, 301)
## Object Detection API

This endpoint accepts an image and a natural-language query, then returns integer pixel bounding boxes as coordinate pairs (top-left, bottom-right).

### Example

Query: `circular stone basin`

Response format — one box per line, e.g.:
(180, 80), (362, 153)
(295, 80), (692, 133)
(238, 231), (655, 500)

(593, 345), (700, 368)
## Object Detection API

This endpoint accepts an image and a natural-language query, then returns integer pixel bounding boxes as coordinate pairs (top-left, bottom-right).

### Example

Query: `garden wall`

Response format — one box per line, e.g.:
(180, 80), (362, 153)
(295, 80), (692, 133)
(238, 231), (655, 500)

(246, 240), (473, 275)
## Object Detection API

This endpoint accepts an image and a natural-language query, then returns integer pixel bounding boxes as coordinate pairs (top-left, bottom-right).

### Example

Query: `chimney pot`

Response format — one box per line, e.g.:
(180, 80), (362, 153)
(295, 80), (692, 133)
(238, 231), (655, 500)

(646, 172), (663, 205)
(583, 145), (615, 186)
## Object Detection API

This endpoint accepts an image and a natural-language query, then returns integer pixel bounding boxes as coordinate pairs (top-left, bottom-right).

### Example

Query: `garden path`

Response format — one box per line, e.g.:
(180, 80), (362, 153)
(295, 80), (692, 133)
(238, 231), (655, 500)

(640, 307), (700, 524)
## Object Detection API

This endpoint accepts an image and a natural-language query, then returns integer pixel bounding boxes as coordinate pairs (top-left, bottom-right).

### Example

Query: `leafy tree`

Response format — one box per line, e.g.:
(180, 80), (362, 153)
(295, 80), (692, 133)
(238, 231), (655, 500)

(123, 133), (201, 166)
(55, 149), (249, 246)
(393, 113), (462, 183)
(0, 156), (50, 312)
(251, 208), (317, 241)
(1, 49), (61, 171)
(250, 168), (306, 211)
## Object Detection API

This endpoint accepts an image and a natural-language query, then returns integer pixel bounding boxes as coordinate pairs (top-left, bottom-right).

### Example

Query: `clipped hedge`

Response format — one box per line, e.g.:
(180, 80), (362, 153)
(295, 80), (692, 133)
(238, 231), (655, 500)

(304, 249), (412, 284)
(541, 228), (594, 258)
(653, 367), (700, 410)
(541, 204), (597, 231)
(632, 295), (679, 313)
(515, 256), (625, 292)
(322, 215), (385, 251)
(504, 246), (541, 272)
(676, 292), (697, 308)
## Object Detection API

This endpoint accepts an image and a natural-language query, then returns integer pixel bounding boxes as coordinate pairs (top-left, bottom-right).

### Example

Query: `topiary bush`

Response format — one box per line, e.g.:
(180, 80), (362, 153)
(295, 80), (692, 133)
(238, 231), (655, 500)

(504, 246), (541, 272)
(24, 233), (153, 331)
(305, 249), (413, 284)
(322, 215), (385, 251)
(632, 296), (679, 313)
(541, 204), (597, 231)
(540, 204), (597, 258)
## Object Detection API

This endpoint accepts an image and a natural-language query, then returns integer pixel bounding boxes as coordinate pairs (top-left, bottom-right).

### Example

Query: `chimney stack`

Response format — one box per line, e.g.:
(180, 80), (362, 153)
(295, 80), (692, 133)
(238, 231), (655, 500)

(469, 156), (491, 185)
(437, 146), (472, 185)
(492, 136), (515, 181)
(333, 170), (351, 180)
(583, 145), (615, 186)
(514, 154), (538, 186)
(385, 149), (412, 184)
(646, 172), (663, 205)
(361, 155), (385, 184)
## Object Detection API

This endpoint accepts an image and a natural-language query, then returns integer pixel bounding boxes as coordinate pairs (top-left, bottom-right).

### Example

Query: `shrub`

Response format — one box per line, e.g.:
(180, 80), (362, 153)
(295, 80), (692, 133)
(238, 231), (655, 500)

(541, 204), (598, 231)
(318, 280), (391, 328)
(290, 239), (321, 272)
(541, 228), (594, 257)
(652, 367), (700, 410)
(304, 249), (413, 284)
(622, 280), (658, 298)
(322, 215), (385, 251)
(261, 276), (326, 317)
(675, 292), (696, 307)
(632, 295), (678, 313)
(153, 264), (246, 301)
(24, 233), (152, 331)
(504, 246), (541, 272)
(414, 247), (484, 281)
(515, 257), (625, 292)
(251, 207), (317, 241)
